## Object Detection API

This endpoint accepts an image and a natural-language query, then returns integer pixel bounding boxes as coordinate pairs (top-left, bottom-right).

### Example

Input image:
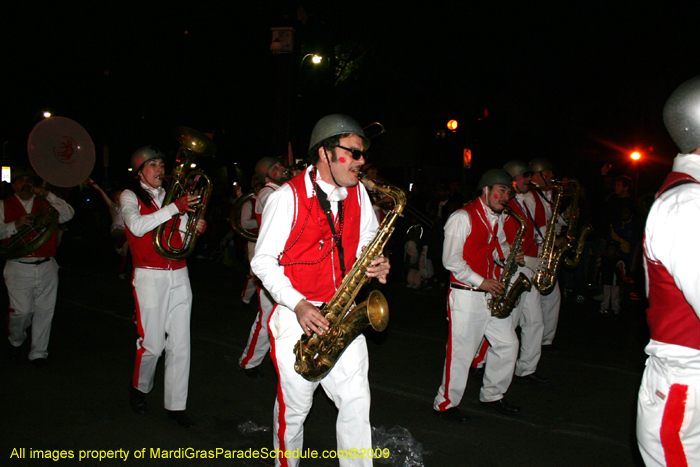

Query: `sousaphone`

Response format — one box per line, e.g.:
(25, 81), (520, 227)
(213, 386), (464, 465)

(0, 117), (95, 259)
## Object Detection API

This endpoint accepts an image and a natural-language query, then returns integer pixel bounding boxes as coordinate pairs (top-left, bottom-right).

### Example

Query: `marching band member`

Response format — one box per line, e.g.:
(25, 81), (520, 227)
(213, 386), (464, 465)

(251, 114), (389, 467)
(122, 146), (206, 428)
(239, 175), (262, 306)
(528, 158), (563, 350)
(433, 168), (522, 423)
(238, 156), (291, 378)
(637, 75), (700, 466)
(2, 168), (74, 367)
(502, 160), (550, 384)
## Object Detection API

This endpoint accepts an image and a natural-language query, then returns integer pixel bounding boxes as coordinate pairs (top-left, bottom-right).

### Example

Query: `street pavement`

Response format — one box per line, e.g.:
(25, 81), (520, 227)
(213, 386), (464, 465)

(1, 234), (648, 466)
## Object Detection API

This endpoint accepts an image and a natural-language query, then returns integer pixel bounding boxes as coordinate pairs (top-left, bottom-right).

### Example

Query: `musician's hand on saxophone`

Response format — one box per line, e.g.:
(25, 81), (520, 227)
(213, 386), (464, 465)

(480, 278), (505, 295)
(515, 251), (525, 267)
(294, 299), (330, 337)
(195, 219), (206, 234)
(366, 256), (390, 283)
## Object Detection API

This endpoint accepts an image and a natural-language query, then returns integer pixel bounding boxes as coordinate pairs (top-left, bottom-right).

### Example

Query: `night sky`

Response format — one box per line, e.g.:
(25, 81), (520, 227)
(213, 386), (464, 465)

(2, 1), (698, 192)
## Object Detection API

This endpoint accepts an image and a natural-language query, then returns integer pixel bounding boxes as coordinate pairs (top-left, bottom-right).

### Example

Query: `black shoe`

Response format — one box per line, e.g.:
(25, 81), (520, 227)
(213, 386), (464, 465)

(480, 398), (521, 415)
(129, 384), (147, 414)
(515, 372), (551, 385)
(470, 366), (484, 379)
(31, 358), (48, 368)
(167, 410), (197, 428)
(7, 343), (21, 361)
(434, 407), (469, 423)
(242, 366), (263, 379)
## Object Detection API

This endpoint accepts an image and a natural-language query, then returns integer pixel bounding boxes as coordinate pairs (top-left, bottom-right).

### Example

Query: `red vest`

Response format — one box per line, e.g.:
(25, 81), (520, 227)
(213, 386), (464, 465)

(450, 199), (499, 286)
(278, 172), (362, 303)
(125, 194), (186, 270)
(532, 190), (548, 228)
(645, 171), (700, 350)
(2, 195), (58, 257)
(505, 197), (538, 256)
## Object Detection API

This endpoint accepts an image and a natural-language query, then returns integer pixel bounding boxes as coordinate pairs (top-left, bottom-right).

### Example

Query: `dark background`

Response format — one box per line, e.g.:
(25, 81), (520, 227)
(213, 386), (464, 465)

(2, 1), (698, 194)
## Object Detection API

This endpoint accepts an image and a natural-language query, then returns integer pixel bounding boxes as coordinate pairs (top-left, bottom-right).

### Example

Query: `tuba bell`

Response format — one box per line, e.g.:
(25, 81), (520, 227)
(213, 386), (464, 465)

(0, 117), (95, 260)
(152, 126), (215, 260)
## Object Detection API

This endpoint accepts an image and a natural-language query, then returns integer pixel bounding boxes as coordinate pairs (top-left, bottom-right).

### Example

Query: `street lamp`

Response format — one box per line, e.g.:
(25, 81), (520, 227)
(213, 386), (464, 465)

(299, 54), (322, 72)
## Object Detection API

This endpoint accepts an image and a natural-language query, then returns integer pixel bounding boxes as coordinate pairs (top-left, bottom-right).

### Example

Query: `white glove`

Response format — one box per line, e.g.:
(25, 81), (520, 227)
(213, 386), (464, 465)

(523, 256), (545, 272)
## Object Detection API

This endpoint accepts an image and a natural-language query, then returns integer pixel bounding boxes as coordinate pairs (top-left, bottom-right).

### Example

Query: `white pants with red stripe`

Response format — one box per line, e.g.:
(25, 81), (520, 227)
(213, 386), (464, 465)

(541, 280), (561, 346)
(269, 305), (372, 467)
(239, 285), (275, 369)
(434, 288), (518, 410)
(510, 269), (544, 377)
(637, 346), (700, 467)
(132, 267), (192, 411)
(5, 258), (59, 361)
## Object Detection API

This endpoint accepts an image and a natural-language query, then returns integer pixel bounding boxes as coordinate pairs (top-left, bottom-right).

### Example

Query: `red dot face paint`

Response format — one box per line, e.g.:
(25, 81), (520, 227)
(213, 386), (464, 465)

(338, 156), (347, 164)
(493, 193), (500, 199)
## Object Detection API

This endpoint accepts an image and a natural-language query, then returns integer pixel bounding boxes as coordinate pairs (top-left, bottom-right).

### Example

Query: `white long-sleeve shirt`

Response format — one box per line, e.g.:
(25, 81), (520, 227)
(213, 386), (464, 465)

(442, 197), (508, 288)
(120, 183), (187, 237)
(644, 153), (700, 366)
(251, 166), (379, 311)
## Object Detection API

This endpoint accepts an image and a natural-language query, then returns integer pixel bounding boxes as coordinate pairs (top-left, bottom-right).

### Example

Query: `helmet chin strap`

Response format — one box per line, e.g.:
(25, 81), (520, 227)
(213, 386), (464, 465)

(323, 148), (343, 188)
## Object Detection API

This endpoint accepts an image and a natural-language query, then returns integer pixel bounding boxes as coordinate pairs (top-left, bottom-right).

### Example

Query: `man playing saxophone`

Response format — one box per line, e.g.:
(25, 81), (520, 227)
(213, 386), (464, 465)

(251, 114), (389, 467)
(528, 158), (564, 351)
(433, 169), (523, 422)
(502, 160), (550, 384)
(121, 146), (206, 428)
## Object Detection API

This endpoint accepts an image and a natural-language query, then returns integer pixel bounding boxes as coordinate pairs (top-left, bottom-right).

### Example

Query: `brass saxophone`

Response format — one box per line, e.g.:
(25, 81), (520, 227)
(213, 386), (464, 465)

(293, 172), (407, 382)
(489, 206), (532, 318)
(532, 183), (566, 295)
(561, 179), (594, 268)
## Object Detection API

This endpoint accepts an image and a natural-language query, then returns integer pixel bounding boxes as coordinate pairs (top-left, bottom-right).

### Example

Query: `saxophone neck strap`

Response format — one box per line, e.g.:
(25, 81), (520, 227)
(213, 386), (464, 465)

(316, 180), (346, 279)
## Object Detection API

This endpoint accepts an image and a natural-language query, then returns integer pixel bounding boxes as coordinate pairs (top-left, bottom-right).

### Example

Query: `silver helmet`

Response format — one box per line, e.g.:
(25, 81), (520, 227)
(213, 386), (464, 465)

(503, 160), (530, 178)
(663, 76), (700, 154)
(254, 156), (278, 183)
(529, 158), (553, 174)
(477, 168), (513, 190)
(131, 146), (165, 172)
(308, 114), (369, 156)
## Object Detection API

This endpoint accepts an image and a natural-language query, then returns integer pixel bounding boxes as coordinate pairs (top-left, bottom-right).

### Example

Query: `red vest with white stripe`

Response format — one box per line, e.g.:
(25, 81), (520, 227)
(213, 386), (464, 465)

(125, 195), (186, 270)
(505, 197), (538, 256)
(2, 195), (58, 257)
(450, 200), (498, 286)
(279, 172), (362, 303)
(645, 171), (700, 350)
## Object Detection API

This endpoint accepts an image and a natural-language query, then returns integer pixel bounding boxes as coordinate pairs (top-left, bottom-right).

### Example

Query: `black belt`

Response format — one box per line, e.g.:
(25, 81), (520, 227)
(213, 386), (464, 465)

(18, 258), (51, 266)
(450, 284), (487, 293)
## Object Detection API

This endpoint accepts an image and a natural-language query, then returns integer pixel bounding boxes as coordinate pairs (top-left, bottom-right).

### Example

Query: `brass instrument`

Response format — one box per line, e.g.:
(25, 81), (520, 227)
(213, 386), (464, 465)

(532, 183), (566, 295)
(230, 192), (258, 242)
(294, 172), (407, 381)
(489, 206), (532, 318)
(153, 126), (215, 260)
(561, 179), (594, 268)
(0, 190), (59, 260)
(0, 117), (95, 260)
